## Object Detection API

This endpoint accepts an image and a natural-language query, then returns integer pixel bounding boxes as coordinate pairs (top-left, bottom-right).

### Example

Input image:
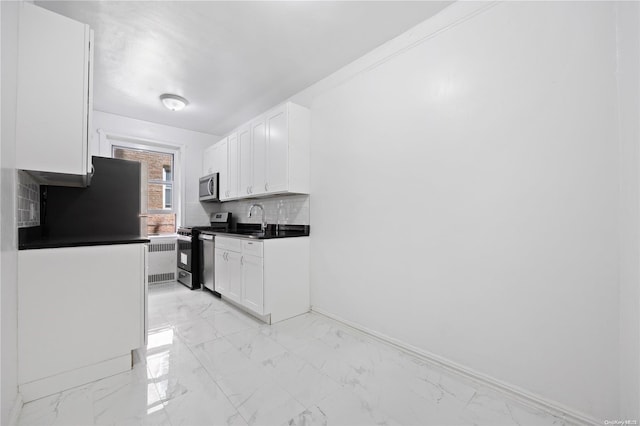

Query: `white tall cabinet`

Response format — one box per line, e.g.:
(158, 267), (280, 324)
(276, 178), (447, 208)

(17, 244), (146, 402)
(208, 102), (310, 201)
(16, 3), (94, 186)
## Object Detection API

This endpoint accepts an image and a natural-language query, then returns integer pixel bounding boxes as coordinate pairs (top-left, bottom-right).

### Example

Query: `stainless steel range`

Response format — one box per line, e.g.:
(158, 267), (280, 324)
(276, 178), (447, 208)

(176, 212), (231, 290)
(176, 227), (197, 289)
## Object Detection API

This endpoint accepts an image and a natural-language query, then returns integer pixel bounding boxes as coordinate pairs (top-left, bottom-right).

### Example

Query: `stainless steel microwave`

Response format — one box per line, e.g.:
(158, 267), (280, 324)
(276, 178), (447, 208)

(199, 173), (219, 202)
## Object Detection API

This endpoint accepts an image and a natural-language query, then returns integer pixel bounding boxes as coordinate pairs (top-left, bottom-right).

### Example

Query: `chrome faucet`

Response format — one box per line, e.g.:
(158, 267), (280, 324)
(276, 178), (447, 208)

(248, 203), (267, 233)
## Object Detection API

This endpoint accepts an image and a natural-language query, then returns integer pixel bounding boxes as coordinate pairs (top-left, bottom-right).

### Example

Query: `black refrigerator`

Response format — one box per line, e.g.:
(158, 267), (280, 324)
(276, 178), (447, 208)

(41, 156), (144, 239)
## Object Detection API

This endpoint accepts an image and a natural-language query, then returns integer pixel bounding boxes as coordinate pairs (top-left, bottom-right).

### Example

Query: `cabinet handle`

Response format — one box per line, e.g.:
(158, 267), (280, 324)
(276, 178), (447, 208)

(247, 187), (250, 194)
(249, 186), (253, 194)
(240, 256), (244, 266)
(265, 183), (268, 191)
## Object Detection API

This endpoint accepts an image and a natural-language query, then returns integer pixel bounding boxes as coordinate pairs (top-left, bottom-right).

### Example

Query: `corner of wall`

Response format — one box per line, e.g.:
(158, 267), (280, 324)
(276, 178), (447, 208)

(615, 0), (640, 419)
(1, 0), (21, 424)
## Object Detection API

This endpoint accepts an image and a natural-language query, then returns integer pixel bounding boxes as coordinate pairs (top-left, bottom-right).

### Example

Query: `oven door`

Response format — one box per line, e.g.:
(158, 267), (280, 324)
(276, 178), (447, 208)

(199, 173), (219, 202)
(177, 235), (192, 272)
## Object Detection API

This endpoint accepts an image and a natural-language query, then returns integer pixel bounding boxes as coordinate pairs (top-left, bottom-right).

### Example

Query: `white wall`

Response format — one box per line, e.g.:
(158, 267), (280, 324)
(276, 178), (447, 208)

(92, 111), (219, 226)
(616, 1), (640, 420)
(1, 1), (21, 423)
(308, 1), (624, 421)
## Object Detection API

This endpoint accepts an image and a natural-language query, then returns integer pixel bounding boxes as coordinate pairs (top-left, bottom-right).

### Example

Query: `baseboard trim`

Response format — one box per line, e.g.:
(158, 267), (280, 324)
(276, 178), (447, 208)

(19, 353), (131, 403)
(310, 306), (599, 426)
(7, 392), (23, 426)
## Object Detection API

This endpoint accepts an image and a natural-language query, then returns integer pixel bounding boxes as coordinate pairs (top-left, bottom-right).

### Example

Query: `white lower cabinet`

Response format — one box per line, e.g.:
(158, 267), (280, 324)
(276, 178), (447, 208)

(214, 248), (243, 305)
(241, 253), (264, 314)
(17, 243), (146, 402)
(215, 236), (309, 323)
(227, 251), (243, 303)
(214, 248), (228, 294)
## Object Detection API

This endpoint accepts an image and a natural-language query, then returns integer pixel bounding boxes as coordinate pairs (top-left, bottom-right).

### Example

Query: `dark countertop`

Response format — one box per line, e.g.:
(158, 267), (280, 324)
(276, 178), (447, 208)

(199, 223), (309, 240)
(19, 227), (149, 250)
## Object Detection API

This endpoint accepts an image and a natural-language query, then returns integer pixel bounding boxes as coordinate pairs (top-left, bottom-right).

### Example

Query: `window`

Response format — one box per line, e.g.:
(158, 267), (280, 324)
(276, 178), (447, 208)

(162, 166), (172, 209)
(112, 145), (178, 235)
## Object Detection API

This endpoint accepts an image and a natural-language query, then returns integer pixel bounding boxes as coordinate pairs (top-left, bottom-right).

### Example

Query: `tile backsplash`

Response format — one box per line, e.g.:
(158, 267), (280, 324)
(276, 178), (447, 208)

(17, 171), (40, 228)
(203, 194), (310, 226)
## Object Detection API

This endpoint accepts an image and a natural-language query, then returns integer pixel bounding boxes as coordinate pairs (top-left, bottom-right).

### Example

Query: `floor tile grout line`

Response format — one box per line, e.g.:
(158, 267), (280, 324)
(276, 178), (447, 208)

(178, 314), (253, 425)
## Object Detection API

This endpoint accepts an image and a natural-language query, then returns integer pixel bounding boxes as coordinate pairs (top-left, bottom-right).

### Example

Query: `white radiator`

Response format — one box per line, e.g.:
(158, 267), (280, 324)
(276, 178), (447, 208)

(147, 237), (177, 284)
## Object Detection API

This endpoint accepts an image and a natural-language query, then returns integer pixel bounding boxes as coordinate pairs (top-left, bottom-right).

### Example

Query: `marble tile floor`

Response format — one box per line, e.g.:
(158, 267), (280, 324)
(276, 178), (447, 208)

(18, 282), (573, 426)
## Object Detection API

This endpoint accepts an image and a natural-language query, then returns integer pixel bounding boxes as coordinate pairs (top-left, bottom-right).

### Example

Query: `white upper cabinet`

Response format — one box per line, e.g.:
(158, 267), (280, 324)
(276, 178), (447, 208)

(265, 104), (288, 194)
(226, 132), (239, 199)
(16, 3), (94, 187)
(240, 119), (268, 197)
(202, 102), (310, 202)
(265, 102), (310, 195)
(208, 135), (239, 200)
(239, 123), (253, 197)
(250, 117), (267, 196)
(202, 143), (217, 175)
(215, 137), (228, 197)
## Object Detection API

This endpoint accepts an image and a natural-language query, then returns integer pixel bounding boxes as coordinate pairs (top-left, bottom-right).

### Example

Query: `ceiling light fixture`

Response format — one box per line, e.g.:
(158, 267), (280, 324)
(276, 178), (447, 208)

(160, 94), (188, 111)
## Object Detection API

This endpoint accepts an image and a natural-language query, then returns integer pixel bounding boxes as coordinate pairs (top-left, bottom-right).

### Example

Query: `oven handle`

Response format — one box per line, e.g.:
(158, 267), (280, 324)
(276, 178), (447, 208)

(177, 235), (192, 242)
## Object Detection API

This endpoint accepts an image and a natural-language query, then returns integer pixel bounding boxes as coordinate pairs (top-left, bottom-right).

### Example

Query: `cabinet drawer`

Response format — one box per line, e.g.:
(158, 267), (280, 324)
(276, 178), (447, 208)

(242, 240), (263, 257)
(216, 236), (242, 252)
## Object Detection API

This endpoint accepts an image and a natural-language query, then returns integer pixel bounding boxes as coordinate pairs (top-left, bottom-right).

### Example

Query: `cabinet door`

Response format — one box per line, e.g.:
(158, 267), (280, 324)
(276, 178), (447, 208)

(203, 144), (216, 176)
(214, 248), (228, 295)
(227, 251), (243, 303)
(265, 105), (289, 194)
(251, 118), (267, 196)
(216, 139), (229, 199)
(227, 132), (239, 199)
(239, 124), (253, 197)
(16, 3), (92, 176)
(242, 254), (264, 315)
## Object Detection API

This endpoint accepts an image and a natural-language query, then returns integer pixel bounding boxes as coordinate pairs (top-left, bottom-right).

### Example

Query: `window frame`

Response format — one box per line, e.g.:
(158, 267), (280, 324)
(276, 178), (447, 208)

(162, 166), (172, 210)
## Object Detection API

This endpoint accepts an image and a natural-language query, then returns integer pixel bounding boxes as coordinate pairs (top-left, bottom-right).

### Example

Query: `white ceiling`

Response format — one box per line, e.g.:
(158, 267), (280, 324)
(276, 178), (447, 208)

(35, 1), (451, 136)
